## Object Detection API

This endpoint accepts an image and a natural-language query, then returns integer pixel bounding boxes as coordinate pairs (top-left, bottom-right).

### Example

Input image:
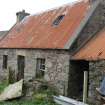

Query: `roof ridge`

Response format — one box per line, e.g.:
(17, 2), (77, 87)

(29, 0), (88, 17)
(21, 0), (88, 23)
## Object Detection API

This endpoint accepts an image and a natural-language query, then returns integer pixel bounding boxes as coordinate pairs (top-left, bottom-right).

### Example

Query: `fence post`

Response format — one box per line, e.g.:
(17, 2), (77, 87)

(83, 71), (88, 103)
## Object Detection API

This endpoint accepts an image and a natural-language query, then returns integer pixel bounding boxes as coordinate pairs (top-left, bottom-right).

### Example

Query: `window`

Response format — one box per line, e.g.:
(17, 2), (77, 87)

(53, 15), (65, 26)
(36, 58), (45, 78)
(3, 55), (8, 69)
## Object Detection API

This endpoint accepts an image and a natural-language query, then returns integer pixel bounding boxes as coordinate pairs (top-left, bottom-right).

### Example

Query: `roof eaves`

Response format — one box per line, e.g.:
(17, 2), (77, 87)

(64, 0), (101, 49)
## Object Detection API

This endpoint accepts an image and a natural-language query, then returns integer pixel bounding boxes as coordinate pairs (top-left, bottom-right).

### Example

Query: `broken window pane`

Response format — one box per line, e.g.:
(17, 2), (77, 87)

(36, 58), (45, 78)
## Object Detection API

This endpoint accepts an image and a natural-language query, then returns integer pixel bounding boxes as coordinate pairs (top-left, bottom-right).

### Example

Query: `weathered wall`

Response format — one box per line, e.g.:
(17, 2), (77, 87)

(89, 60), (105, 105)
(0, 48), (105, 103)
(0, 49), (70, 95)
(0, 49), (17, 81)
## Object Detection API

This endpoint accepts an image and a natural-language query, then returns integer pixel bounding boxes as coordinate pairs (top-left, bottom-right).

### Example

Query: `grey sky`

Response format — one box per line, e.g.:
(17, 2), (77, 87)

(0, 0), (78, 31)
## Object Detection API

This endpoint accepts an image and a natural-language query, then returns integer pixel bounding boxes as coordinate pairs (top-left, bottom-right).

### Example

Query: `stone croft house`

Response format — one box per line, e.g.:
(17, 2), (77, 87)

(0, 0), (105, 102)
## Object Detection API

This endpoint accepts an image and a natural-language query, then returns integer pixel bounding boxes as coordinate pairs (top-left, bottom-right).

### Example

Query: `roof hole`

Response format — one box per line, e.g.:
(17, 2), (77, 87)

(53, 14), (65, 26)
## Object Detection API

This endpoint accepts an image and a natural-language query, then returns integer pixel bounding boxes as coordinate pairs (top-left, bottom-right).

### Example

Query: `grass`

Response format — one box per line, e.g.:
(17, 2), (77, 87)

(0, 99), (58, 105)
(0, 80), (58, 105)
(0, 80), (8, 94)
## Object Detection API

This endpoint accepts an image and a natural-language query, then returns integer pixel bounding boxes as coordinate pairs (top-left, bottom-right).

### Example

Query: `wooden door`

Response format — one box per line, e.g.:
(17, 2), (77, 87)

(17, 55), (25, 81)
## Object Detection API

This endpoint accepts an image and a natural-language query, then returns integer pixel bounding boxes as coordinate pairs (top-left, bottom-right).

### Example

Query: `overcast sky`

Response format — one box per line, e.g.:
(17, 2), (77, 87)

(0, 0), (78, 31)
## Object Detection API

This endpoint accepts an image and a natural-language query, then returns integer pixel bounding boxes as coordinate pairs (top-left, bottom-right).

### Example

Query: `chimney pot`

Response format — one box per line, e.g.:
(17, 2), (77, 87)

(16, 10), (30, 22)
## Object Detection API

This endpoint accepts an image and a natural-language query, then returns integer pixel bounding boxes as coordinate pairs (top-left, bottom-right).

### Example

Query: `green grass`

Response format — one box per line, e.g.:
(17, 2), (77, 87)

(0, 81), (58, 105)
(0, 81), (8, 94)
(0, 99), (58, 105)
(0, 94), (58, 105)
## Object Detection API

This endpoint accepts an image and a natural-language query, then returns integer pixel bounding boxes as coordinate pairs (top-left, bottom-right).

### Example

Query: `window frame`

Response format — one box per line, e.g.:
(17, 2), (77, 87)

(36, 58), (46, 71)
(53, 14), (65, 26)
(36, 58), (46, 78)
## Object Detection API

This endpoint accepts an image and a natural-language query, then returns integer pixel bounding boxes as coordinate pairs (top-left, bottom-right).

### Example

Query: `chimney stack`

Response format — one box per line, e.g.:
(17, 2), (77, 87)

(16, 10), (30, 22)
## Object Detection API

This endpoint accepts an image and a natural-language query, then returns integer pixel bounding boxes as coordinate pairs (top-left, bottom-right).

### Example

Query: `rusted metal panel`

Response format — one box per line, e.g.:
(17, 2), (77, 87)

(72, 29), (105, 61)
(0, 1), (89, 49)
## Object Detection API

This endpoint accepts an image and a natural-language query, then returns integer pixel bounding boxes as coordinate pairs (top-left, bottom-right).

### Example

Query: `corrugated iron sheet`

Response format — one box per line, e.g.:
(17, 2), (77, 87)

(0, 1), (89, 49)
(72, 29), (105, 61)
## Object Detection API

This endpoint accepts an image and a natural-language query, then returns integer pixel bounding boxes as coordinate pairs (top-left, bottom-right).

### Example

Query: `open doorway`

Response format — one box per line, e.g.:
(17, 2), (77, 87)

(17, 55), (25, 81)
(68, 60), (89, 100)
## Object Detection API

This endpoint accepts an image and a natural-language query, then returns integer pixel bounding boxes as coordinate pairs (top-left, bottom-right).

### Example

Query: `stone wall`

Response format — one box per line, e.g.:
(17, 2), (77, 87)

(89, 60), (105, 105)
(0, 49), (70, 95)
(0, 49), (104, 104)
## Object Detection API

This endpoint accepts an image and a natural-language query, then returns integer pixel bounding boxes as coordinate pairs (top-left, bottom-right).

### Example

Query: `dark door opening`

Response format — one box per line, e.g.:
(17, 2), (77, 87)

(17, 55), (25, 81)
(3, 55), (8, 69)
(68, 60), (89, 100)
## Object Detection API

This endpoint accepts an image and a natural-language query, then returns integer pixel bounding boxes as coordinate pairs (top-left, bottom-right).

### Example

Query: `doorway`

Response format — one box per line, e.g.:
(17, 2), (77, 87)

(17, 55), (25, 81)
(68, 60), (89, 99)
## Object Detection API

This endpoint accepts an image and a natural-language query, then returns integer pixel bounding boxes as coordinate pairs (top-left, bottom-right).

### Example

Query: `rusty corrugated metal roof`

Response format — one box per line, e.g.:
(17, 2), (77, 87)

(72, 29), (105, 61)
(0, 1), (90, 49)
